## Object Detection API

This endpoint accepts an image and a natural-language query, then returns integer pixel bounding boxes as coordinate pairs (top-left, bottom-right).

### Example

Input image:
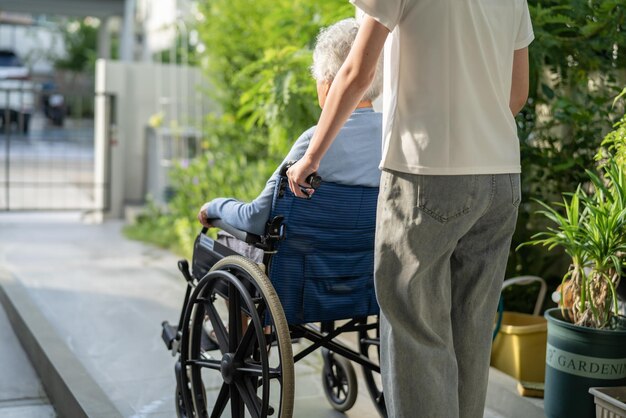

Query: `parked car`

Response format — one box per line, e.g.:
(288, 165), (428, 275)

(0, 50), (34, 134)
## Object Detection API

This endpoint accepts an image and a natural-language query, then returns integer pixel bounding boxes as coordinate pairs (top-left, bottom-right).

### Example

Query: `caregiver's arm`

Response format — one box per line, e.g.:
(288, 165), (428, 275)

(287, 16), (389, 198)
(510, 47), (529, 116)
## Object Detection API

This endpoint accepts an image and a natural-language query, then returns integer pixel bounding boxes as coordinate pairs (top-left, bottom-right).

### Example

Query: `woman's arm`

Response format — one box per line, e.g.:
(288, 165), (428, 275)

(198, 129), (314, 234)
(287, 16), (389, 198)
(510, 47), (529, 116)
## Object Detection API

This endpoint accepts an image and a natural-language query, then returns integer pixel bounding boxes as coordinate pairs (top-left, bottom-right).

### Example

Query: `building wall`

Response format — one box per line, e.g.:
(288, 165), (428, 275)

(95, 59), (216, 217)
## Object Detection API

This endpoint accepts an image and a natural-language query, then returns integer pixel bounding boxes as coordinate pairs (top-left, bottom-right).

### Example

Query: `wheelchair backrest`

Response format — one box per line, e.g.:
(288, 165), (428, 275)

(268, 180), (380, 324)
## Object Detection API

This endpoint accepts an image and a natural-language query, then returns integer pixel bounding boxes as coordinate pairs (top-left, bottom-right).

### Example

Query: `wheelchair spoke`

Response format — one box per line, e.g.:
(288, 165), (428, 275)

(337, 382), (348, 397)
(230, 383), (245, 418)
(210, 383), (229, 418)
(235, 378), (261, 418)
(255, 300), (267, 318)
(237, 361), (281, 379)
(186, 358), (222, 372)
(204, 301), (229, 354)
(228, 283), (243, 353)
(234, 302), (267, 361)
(234, 324), (256, 361)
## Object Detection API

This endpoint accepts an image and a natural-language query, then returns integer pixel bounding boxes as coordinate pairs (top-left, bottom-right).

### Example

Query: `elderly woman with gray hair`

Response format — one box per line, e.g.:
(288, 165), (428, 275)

(197, 18), (383, 255)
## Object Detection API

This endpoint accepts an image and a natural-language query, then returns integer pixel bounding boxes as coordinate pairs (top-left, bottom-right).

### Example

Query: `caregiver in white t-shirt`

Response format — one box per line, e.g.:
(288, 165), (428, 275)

(287, 1), (533, 417)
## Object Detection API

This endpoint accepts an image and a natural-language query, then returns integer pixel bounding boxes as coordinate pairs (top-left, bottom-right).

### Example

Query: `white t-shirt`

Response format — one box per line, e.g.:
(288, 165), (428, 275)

(351, 0), (534, 175)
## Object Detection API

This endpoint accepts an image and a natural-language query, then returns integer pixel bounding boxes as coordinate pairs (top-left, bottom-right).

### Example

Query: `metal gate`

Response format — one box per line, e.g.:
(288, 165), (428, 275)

(0, 84), (110, 212)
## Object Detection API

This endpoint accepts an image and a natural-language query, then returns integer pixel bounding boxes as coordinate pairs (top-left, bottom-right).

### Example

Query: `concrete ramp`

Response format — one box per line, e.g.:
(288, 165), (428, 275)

(0, 215), (545, 417)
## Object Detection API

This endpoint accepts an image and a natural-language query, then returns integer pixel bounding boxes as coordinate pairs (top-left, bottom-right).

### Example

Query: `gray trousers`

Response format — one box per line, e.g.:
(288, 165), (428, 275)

(375, 170), (520, 418)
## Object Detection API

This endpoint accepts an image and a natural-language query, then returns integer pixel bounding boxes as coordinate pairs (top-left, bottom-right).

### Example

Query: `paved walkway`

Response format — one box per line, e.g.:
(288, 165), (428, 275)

(0, 213), (518, 417)
(0, 303), (56, 417)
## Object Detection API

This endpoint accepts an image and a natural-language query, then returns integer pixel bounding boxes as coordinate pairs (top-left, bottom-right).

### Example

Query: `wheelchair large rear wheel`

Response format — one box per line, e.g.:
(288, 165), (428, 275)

(358, 316), (387, 417)
(179, 256), (294, 418)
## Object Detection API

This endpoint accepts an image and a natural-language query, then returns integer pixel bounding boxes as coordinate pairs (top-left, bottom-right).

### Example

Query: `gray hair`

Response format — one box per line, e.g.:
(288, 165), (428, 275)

(311, 18), (383, 102)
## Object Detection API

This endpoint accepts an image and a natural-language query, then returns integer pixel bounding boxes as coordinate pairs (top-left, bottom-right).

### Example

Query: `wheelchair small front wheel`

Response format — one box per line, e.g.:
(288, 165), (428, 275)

(321, 348), (358, 412)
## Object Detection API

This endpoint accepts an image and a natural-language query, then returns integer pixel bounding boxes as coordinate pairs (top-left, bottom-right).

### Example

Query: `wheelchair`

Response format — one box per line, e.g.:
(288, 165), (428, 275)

(162, 169), (385, 418)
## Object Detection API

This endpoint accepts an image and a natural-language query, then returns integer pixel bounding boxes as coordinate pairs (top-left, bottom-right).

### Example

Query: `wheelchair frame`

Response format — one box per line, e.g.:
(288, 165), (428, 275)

(162, 217), (386, 418)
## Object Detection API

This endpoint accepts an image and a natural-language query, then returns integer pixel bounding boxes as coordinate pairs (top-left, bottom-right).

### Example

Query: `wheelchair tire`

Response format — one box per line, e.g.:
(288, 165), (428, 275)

(175, 381), (206, 418)
(321, 349), (358, 412)
(175, 382), (187, 418)
(179, 255), (294, 418)
(358, 317), (387, 417)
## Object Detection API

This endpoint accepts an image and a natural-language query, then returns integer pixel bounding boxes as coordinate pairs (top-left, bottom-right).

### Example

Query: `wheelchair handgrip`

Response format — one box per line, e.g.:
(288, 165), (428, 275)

(279, 161), (322, 189)
(304, 173), (322, 190)
(207, 219), (261, 245)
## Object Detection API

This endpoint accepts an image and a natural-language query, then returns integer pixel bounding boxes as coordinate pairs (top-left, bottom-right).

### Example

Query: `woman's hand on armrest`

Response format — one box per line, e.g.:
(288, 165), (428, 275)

(197, 202), (213, 228)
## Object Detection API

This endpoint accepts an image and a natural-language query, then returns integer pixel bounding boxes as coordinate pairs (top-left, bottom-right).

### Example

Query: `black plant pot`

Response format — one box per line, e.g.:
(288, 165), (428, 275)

(544, 308), (626, 418)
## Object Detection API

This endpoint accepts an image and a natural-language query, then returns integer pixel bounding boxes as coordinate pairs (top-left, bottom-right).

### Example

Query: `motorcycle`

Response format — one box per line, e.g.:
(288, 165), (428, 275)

(45, 93), (65, 127)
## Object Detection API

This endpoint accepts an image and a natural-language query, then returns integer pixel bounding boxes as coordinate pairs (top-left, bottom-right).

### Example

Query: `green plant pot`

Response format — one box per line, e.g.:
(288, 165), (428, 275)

(544, 308), (626, 418)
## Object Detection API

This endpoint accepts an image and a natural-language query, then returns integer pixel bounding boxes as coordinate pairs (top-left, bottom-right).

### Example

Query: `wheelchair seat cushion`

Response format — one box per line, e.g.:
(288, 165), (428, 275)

(268, 181), (379, 324)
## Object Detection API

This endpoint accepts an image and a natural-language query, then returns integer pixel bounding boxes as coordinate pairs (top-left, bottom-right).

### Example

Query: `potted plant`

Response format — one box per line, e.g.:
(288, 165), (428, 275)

(523, 100), (626, 418)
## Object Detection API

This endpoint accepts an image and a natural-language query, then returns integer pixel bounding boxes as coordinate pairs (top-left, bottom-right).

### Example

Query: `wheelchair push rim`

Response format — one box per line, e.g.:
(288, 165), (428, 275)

(179, 256), (294, 418)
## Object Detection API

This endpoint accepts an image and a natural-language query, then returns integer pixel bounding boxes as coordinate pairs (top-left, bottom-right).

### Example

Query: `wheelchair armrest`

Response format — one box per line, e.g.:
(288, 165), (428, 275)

(209, 219), (262, 245)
